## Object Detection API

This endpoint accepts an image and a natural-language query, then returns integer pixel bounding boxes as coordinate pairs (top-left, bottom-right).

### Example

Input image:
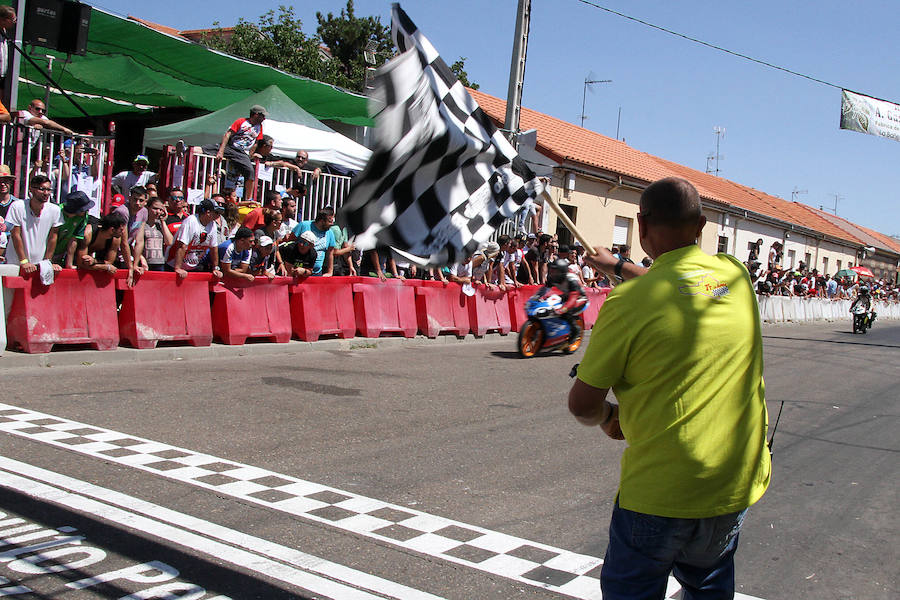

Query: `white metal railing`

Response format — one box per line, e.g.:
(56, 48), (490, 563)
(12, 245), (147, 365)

(160, 146), (353, 219)
(1, 121), (114, 214)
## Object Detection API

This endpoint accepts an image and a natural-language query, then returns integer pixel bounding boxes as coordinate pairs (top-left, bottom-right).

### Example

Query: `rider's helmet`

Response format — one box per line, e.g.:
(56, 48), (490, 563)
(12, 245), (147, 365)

(547, 258), (570, 286)
(859, 285), (870, 296)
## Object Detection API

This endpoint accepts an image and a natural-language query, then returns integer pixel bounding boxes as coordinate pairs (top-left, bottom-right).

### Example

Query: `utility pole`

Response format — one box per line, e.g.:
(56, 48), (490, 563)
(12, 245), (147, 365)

(580, 77), (611, 128)
(504, 0), (532, 149)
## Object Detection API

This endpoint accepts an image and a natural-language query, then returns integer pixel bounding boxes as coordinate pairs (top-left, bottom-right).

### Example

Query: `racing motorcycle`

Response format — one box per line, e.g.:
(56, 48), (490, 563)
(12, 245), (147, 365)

(517, 290), (587, 358)
(851, 304), (875, 334)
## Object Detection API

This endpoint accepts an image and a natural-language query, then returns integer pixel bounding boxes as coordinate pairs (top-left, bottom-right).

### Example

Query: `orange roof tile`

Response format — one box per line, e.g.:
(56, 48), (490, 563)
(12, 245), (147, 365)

(128, 16), (185, 39)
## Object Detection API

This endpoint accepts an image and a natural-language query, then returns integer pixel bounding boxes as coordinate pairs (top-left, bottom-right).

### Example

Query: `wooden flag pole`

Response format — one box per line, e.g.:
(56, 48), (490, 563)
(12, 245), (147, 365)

(540, 190), (597, 256)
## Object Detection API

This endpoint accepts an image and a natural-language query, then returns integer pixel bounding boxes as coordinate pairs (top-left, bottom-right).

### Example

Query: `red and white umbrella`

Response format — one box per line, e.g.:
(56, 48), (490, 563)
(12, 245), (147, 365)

(850, 266), (875, 278)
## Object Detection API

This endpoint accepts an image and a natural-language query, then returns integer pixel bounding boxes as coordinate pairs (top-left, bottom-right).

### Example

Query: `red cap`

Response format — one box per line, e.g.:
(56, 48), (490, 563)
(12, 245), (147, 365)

(110, 193), (126, 207)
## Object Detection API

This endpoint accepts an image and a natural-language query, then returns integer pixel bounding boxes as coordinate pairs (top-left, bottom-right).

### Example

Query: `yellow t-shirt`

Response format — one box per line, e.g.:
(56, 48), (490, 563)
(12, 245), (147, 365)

(578, 244), (771, 518)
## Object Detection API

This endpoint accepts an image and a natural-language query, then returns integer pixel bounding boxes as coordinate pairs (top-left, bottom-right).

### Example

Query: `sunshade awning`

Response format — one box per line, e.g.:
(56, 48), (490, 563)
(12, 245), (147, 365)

(15, 5), (372, 125)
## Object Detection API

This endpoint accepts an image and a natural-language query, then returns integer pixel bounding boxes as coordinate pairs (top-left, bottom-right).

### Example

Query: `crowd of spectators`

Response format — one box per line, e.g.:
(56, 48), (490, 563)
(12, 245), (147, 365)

(746, 240), (899, 302)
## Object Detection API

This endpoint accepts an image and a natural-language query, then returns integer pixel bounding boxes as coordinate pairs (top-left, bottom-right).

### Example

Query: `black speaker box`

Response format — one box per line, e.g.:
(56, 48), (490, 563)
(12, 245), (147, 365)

(23, 0), (91, 56)
(58, 1), (90, 55)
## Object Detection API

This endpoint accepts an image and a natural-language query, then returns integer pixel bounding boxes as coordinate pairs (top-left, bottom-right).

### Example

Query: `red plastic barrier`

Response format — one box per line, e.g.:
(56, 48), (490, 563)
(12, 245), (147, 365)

(117, 271), (213, 349)
(582, 287), (612, 329)
(407, 280), (470, 338)
(352, 278), (417, 338)
(211, 277), (292, 345)
(467, 285), (511, 337)
(4, 269), (119, 353)
(288, 276), (359, 341)
(506, 284), (542, 332)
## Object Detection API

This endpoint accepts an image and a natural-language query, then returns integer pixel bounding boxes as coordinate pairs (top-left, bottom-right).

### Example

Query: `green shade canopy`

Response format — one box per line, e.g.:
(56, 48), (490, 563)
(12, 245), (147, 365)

(16, 5), (372, 125)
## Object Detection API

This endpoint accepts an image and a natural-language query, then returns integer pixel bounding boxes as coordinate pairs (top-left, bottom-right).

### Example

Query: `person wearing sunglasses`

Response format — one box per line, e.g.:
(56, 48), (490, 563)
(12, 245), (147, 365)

(20, 99), (75, 137)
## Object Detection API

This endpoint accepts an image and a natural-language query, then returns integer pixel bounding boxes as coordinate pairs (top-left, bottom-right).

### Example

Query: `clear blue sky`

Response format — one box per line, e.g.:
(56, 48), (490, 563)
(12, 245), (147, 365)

(99, 0), (900, 237)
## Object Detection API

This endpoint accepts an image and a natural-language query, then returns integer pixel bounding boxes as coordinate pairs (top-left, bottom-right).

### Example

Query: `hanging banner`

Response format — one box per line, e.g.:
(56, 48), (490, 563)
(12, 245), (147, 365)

(840, 90), (900, 142)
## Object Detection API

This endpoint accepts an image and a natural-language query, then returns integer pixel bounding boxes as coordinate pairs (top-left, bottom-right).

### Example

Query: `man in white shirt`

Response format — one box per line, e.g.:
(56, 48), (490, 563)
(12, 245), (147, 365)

(19, 99), (75, 136)
(4, 174), (63, 274)
(166, 199), (223, 279)
(111, 155), (157, 195)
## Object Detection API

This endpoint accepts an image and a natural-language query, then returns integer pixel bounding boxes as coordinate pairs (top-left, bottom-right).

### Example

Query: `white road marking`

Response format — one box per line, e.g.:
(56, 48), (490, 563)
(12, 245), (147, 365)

(0, 403), (766, 599)
(0, 456), (443, 600)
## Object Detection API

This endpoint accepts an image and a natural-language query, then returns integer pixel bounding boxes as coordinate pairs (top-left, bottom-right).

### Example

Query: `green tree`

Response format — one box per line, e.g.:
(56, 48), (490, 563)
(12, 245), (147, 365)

(450, 57), (479, 90)
(316, 0), (393, 91)
(200, 5), (354, 89)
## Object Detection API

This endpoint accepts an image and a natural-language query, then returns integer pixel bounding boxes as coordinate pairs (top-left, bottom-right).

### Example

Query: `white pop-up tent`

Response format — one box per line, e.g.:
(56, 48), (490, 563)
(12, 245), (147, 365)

(143, 85), (371, 172)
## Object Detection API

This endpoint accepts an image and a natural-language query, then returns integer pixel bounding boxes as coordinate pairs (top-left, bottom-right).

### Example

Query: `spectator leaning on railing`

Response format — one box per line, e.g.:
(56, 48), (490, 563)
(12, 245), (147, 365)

(278, 230), (318, 278)
(166, 199), (223, 279)
(83, 212), (138, 287)
(249, 235), (276, 279)
(292, 206), (338, 276)
(51, 190), (93, 269)
(19, 98), (75, 137)
(217, 226), (254, 282)
(5, 174), (63, 275)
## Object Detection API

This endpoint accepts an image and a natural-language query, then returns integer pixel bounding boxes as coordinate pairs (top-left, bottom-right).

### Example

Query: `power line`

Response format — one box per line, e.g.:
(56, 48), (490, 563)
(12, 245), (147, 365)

(575, 0), (844, 90)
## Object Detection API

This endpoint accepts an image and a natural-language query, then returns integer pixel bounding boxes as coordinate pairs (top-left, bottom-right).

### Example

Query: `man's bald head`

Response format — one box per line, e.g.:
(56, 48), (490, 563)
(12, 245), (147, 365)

(639, 177), (702, 230)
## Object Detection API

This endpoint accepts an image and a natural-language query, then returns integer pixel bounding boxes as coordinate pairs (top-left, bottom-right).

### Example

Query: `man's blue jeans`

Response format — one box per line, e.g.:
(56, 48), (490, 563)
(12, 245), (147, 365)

(600, 499), (747, 600)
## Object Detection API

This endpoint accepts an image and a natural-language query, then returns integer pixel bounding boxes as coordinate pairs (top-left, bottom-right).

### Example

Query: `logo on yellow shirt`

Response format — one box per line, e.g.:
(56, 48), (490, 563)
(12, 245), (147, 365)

(679, 274), (730, 297)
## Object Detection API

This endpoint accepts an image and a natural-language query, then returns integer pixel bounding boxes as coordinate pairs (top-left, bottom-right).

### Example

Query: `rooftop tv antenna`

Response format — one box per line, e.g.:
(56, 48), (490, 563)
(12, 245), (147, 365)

(580, 74), (611, 128)
(707, 126), (725, 176)
(791, 187), (808, 202)
(826, 193), (843, 216)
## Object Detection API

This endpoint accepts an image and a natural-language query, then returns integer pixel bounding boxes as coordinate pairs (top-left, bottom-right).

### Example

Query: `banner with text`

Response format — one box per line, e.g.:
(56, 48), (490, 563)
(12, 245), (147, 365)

(840, 90), (900, 143)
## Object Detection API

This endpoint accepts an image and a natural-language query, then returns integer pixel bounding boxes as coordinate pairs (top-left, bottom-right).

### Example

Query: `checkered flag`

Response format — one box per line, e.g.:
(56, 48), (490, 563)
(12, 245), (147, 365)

(340, 3), (543, 266)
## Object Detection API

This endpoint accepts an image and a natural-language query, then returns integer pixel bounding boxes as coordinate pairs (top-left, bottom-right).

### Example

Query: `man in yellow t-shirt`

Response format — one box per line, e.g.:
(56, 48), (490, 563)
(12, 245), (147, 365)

(569, 177), (770, 600)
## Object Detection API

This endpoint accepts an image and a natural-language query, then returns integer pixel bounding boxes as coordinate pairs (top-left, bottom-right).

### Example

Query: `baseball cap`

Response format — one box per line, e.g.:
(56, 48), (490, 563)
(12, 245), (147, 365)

(250, 104), (267, 117)
(198, 198), (224, 214)
(133, 154), (149, 164)
(0, 164), (13, 180)
(299, 230), (317, 245)
(110, 193), (126, 207)
(257, 235), (274, 247)
(527, 233), (537, 240)
(63, 190), (94, 214)
(483, 241), (501, 258)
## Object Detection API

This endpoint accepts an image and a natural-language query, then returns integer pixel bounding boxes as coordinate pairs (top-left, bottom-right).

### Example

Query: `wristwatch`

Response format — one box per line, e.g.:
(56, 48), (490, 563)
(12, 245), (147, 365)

(614, 257), (625, 279)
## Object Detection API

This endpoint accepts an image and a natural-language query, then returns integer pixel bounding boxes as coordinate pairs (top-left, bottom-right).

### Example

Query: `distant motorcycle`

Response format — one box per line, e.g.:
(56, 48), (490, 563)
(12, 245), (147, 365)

(517, 290), (587, 358)
(850, 304), (875, 334)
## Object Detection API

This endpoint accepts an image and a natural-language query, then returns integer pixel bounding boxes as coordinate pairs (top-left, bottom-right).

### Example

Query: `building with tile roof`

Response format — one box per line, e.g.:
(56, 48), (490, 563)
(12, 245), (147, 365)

(469, 89), (898, 283)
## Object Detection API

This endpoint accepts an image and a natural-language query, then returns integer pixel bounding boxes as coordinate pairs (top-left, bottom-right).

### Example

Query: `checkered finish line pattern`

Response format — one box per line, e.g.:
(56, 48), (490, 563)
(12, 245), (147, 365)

(0, 404), (762, 600)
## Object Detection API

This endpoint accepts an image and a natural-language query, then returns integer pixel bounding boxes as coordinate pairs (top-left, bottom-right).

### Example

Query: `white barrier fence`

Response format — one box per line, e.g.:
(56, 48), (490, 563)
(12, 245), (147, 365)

(757, 295), (900, 323)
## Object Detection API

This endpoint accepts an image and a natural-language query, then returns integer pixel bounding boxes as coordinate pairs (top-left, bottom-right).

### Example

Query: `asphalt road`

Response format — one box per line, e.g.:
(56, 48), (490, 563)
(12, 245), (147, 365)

(1, 319), (897, 599)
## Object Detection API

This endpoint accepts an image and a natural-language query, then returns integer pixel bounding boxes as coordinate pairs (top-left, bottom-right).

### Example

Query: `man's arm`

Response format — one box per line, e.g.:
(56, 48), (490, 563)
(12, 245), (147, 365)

(322, 247), (334, 277)
(44, 226), (62, 272)
(27, 115), (74, 136)
(132, 223), (145, 273)
(172, 241), (188, 278)
(568, 379), (623, 440)
(10, 226), (37, 273)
